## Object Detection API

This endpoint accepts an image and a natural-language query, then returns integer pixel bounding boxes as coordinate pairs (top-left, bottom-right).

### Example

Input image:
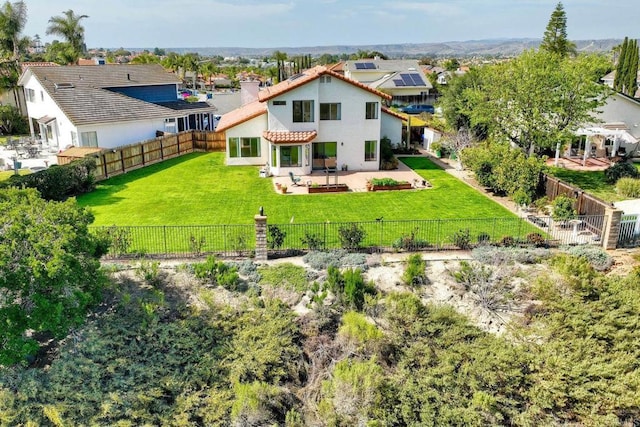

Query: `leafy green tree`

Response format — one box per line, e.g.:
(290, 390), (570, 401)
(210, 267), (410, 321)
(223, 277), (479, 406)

(438, 67), (488, 139)
(45, 9), (89, 64)
(0, 188), (107, 365)
(466, 50), (611, 155)
(540, 2), (576, 57)
(0, 104), (27, 134)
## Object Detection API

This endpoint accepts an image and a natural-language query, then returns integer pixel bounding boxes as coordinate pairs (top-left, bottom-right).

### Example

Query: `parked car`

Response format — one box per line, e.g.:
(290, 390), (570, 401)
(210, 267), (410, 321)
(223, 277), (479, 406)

(400, 104), (435, 114)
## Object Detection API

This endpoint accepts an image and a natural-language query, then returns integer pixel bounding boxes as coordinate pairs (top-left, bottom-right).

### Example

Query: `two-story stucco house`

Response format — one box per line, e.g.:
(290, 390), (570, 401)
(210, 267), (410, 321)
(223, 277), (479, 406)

(18, 64), (218, 149)
(216, 65), (403, 177)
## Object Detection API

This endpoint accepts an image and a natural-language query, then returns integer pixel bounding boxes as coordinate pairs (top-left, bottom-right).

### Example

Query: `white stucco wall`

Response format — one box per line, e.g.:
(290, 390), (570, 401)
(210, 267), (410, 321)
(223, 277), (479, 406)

(77, 119), (171, 149)
(381, 113), (403, 147)
(422, 127), (442, 149)
(225, 114), (269, 166)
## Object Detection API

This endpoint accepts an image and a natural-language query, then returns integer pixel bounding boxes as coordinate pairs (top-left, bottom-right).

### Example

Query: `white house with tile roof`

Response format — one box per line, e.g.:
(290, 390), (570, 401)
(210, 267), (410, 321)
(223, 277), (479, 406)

(216, 66), (403, 177)
(18, 64), (218, 149)
(342, 59), (433, 106)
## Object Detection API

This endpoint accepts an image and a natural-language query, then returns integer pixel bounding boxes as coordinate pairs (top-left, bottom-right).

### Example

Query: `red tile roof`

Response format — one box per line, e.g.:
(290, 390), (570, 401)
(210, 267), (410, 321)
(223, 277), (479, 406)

(215, 100), (267, 132)
(382, 106), (405, 121)
(258, 65), (392, 102)
(262, 130), (317, 143)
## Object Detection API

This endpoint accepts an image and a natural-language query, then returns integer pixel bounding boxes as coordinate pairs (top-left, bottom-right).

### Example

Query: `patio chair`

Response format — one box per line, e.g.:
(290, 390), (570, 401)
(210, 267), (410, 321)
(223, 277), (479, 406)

(289, 171), (301, 186)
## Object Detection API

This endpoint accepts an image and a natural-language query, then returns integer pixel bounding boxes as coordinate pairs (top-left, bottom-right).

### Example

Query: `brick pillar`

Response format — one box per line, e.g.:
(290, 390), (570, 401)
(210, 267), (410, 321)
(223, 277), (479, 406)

(254, 214), (268, 261)
(601, 207), (623, 250)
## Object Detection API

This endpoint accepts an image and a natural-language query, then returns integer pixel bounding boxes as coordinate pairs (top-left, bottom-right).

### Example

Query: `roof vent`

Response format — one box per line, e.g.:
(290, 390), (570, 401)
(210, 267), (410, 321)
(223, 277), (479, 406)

(54, 82), (74, 89)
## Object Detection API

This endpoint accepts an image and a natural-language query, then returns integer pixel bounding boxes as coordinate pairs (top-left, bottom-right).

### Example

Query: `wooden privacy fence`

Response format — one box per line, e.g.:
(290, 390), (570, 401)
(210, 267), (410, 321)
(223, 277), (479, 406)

(543, 174), (612, 216)
(61, 130), (226, 181)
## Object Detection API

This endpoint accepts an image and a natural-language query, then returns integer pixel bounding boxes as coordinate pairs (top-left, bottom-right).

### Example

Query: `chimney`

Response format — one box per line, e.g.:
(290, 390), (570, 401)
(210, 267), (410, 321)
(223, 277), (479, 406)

(240, 80), (260, 106)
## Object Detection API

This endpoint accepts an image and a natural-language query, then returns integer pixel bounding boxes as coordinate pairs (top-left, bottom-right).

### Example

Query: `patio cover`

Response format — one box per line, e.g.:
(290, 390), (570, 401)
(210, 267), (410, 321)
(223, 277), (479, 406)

(262, 130), (317, 144)
(576, 127), (637, 144)
(37, 115), (56, 124)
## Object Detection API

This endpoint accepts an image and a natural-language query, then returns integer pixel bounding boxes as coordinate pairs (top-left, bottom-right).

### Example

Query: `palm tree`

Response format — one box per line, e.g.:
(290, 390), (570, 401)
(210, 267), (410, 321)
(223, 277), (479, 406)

(200, 61), (218, 91)
(45, 9), (88, 64)
(0, 1), (28, 111)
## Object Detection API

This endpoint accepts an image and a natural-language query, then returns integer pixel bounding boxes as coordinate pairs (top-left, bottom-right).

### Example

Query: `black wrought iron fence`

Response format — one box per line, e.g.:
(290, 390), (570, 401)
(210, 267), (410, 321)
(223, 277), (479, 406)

(91, 215), (607, 259)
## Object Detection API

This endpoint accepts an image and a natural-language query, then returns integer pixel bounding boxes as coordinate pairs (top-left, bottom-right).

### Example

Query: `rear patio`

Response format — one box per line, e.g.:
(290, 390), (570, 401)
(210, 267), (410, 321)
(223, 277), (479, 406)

(270, 158), (430, 194)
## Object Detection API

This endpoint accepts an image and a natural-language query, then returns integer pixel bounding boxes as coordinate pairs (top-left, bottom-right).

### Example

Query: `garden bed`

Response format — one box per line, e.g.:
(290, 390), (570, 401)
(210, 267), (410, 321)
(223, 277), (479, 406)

(368, 183), (414, 191)
(307, 184), (350, 194)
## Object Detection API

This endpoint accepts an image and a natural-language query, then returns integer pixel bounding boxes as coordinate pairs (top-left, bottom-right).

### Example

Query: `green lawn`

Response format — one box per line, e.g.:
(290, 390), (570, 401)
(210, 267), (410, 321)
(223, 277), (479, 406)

(77, 152), (516, 226)
(547, 164), (640, 203)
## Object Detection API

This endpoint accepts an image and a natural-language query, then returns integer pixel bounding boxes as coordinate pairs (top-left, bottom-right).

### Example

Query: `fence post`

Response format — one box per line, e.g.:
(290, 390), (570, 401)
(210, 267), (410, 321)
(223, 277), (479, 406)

(601, 207), (623, 250)
(255, 210), (268, 261)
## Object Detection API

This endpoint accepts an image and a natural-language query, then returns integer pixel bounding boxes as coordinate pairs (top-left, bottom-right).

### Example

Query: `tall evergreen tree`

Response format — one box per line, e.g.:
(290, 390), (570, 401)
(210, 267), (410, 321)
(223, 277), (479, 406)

(614, 37), (629, 93)
(540, 2), (576, 57)
(625, 39), (639, 97)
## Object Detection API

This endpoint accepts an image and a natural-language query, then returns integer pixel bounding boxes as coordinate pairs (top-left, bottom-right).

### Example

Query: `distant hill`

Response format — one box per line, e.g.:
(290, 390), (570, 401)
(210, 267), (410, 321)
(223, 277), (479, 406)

(131, 38), (620, 58)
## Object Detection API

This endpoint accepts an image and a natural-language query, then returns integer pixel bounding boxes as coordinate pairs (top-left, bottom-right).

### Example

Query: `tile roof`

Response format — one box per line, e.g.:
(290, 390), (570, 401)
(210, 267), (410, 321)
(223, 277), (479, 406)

(262, 130), (317, 143)
(382, 106), (405, 121)
(20, 62), (59, 73)
(258, 65), (392, 102)
(215, 100), (267, 132)
(19, 64), (190, 126)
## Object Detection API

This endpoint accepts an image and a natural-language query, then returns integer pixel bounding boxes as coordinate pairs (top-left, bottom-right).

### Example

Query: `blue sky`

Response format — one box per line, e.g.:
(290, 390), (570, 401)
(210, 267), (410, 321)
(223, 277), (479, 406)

(23, 0), (639, 49)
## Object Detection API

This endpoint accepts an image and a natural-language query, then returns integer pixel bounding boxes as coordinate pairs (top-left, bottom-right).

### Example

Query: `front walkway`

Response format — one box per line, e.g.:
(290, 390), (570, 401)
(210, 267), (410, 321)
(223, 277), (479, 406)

(271, 160), (430, 194)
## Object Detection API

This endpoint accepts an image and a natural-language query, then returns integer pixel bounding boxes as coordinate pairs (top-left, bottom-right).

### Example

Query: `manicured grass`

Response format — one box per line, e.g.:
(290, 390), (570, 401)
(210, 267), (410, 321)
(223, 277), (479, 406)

(77, 152), (517, 226)
(0, 169), (30, 182)
(547, 164), (640, 203)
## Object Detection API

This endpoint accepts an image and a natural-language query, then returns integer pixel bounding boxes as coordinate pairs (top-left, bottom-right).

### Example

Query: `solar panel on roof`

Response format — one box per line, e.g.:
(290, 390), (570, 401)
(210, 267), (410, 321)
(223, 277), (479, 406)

(355, 63), (367, 69)
(365, 63), (376, 69)
(393, 79), (405, 86)
(410, 73), (425, 85)
(399, 73), (426, 86)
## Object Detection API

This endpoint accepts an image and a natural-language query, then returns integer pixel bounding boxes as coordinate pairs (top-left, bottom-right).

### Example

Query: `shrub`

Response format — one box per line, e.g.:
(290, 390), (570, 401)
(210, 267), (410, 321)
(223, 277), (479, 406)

(193, 256), (240, 291)
(392, 228), (430, 251)
(135, 260), (161, 286)
(1, 157), (97, 201)
(189, 234), (206, 255)
(604, 161), (639, 184)
(552, 195), (577, 222)
(301, 231), (324, 250)
(562, 245), (613, 271)
(267, 225), (287, 249)
(499, 236), (516, 247)
(93, 225), (132, 256)
(472, 246), (551, 265)
(451, 228), (471, 249)
(616, 177), (640, 198)
(258, 263), (309, 291)
(343, 268), (376, 310)
(338, 223), (366, 250)
(402, 254), (428, 287)
(526, 232), (546, 247)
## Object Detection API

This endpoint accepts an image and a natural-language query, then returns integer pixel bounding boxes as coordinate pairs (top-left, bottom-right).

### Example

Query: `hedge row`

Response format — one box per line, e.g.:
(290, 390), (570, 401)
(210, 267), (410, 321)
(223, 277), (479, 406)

(0, 158), (97, 201)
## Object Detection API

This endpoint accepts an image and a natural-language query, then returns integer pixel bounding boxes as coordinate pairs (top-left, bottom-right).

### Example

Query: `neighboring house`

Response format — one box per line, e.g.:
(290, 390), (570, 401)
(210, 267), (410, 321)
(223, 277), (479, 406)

(342, 59), (433, 106)
(216, 65), (403, 177)
(601, 70), (640, 98)
(18, 64), (218, 149)
(575, 92), (640, 158)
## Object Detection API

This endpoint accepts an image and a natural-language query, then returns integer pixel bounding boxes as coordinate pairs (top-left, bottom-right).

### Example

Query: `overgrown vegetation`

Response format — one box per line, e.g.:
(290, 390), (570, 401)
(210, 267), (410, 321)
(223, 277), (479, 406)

(2, 250), (640, 425)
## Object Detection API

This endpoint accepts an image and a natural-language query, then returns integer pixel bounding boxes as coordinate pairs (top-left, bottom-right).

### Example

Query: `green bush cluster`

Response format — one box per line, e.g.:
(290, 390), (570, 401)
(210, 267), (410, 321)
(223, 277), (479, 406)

(337, 223), (366, 250)
(402, 253), (428, 287)
(460, 141), (546, 206)
(325, 266), (376, 310)
(616, 177), (640, 198)
(1, 157), (97, 201)
(551, 195), (577, 221)
(392, 228), (430, 251)
(193, 255), (240, 290)
(370, 177), (407, 186)
(604, 161), (639, 184)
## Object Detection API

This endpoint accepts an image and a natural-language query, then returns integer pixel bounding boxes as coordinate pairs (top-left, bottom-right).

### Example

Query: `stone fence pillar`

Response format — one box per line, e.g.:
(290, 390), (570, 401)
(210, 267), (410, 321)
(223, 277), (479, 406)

(254, 211), (268, 261)
(601, 207), (623, 250)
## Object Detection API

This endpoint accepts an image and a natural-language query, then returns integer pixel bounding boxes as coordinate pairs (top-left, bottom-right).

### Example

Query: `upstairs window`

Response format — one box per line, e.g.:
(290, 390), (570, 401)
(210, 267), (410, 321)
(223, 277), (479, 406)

(25, 88), (35, 102)
(320, 103), (341, 120)
(365, 102), (379, 119)
(293, 100), (314, 122)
